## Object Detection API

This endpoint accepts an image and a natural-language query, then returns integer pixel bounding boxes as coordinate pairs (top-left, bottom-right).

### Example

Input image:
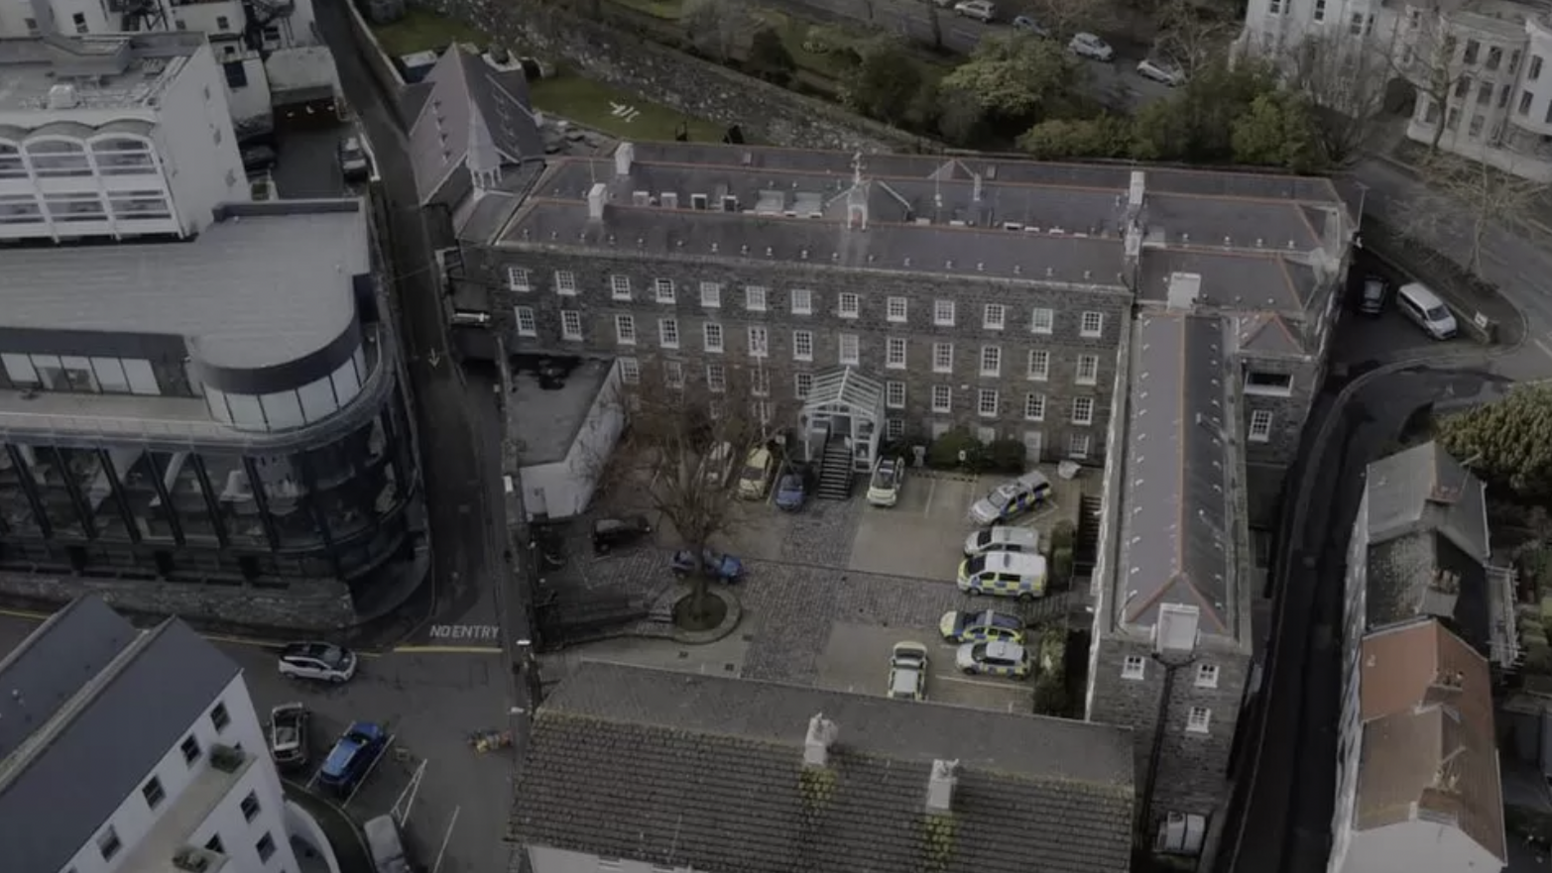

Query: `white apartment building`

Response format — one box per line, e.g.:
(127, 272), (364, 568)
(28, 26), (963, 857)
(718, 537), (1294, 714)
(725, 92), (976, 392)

(0, 595), (301, 873)
(0, 30), (250, 242)
(1237, 0), (1552, 180)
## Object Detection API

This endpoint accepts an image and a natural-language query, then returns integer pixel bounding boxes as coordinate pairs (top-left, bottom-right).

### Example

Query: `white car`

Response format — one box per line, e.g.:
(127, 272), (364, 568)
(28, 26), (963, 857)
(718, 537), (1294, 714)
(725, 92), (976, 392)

(953, 0), (996, 22)
(964, 526), (1039, 557)
(1069, 32), (1114, 61)
(888, 641), (930, 701)
(968, 471), (1053, 526)
(1136, 57), (1185, 86)
(277, 642), (358, 683)
(700, 441), (735, 488)
(866, 456), (906, 507)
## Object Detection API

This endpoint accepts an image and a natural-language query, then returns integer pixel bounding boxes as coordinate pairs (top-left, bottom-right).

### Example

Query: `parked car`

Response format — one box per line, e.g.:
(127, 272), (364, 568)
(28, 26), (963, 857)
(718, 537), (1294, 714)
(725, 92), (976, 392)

(956, 640), (1032, 678)
(1397, 282), (1458, 339)
(241, 144), (278, 174)
(700, 441), (735, 488)
(1136, 57), (1185, 85)
(671, 548), (745, 582)
(338, 135), (371, 181)
(939, 609), (1026, 644)
(969, 471), (1053, 525)
(1068, 32), (1115, 60)
(592, 515), (652, 555)
(888, 641), (930, 701)
(774, 470), (809, 511)
(957, 550), (1049, 601)
(1011, 15), (1049, 36)
(954, 0), (997, 21)
(866, 456), (906, 507)
(267, 702), (309, 770)
(1357, 276), (1390, 316)
(277, 642), (357, 684)
(964, 525), (1039, 557)
(738, 446), (776, 500)
(318, 721), (389, 795)
(363, 815), (414, 873)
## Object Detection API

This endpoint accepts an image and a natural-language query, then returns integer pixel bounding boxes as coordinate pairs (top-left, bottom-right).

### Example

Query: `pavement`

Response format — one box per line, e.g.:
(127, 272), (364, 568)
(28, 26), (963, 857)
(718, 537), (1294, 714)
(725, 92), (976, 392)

(270, 125), (354, 199)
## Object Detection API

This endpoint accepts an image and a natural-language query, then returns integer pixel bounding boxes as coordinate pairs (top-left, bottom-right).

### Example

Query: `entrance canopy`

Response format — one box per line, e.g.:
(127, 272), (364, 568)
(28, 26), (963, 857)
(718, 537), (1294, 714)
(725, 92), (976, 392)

(804, 367), (884, 420)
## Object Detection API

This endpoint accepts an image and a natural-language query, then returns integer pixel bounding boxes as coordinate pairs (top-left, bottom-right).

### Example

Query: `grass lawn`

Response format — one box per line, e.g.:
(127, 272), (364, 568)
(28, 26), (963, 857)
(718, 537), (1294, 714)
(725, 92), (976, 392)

(530, 72), (731, 142)
(371, 8), (487, 56)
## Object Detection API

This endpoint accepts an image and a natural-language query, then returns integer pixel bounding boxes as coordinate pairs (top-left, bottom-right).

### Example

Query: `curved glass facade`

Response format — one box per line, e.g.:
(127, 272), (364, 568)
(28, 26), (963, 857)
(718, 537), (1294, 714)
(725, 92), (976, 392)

(0, 386), (417, 590)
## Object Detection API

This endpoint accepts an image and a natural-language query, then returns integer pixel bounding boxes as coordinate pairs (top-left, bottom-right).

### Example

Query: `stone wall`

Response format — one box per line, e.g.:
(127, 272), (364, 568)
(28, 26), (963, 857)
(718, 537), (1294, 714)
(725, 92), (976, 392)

(0, 571), (359, 630)
(411, 0), (924, 152)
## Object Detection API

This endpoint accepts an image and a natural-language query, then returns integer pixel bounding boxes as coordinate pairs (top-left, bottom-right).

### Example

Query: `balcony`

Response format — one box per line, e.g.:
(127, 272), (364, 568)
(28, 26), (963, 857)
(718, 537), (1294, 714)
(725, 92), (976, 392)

(118, 744), (251, 873)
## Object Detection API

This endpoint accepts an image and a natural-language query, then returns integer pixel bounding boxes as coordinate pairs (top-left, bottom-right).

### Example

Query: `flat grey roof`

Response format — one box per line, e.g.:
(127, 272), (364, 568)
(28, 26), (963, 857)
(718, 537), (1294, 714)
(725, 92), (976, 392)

(1137, 248), (1317, 313)
(510, 357), (613, 465)
(0, 33), (203, 113)
(0, 597), (241, 873)
(0, 201), (368, 370)
(1113, 313), (1239, 636)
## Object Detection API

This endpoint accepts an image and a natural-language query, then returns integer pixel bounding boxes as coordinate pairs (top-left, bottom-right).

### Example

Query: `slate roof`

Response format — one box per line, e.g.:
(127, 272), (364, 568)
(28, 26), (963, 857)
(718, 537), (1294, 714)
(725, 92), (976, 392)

(512, 662), (1135, 873)
(0, 596), (241, 873)
(1235, 313), (1306, 356)
(407, 47), (543, 206)
(1135, 247), (1315, 313)
(1112, 313), (1240, 636)
(1366, 531), (1490, 648)
(1353, 620), (1505, 864)
(1362, 442), (1489, 563)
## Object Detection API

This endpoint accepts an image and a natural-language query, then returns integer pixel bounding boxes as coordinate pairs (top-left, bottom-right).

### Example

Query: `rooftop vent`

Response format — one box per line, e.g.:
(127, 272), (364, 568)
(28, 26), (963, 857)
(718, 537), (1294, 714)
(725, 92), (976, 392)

(804, 713), (838, 768)
(1166, 272), (1202, 311)
(614, 141), (634, 177)
(661, 192), (679, 209)
(47, 83), (79, 110)
(209, 743), (245, 773)
(925, 759), (959, 813)
(1128, 170), (1146, 211)
(1433, 668), (1466, 689)
(586, 182), (607, 221)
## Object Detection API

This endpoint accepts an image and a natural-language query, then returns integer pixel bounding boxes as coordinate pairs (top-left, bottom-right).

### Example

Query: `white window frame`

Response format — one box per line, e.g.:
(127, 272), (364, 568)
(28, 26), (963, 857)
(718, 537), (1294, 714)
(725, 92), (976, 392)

(745, 286), (767, 312)
(1031, 308), (1054, 334)
(1186, 706), (1212, 734)
(704, 322), (725, 353)
(932, 343), (954, 374)
(507, 267), (531, 292)
(554, 270), (577, 296)
(654, 278), (676, 304)
(934, 299), (956, 326)
(700, 282), (722, 308)
(977, 388), (999, 418)
(1072, 396), (1095, 425)
(886, 380), (906, 409)
(615, 314), (636, 345)
(886, 337), (907, 369)
(791, 288), (813, 315)
(751, 367), (770, 397)
(664, 361), (685, 390)
(931, 385), (953, 413)
(658, 317), (680, 349)
(1076, 354), (1099, 386)
(980, 345), (1002, 377)
(1028, 350), (1050, 381)
(1249, 409), (1274, 443)
(748, 326), (769, 358)
(887, 296), (908, 323)
(1245, 371), (1295, 397)
(706, 363), (726, 393)
(1081, 311), (1105, 338)
(1122, 655), (1146, 680)
(838, 334), (860, 365)
(795, 372), (813, 399)
(838, 292), (861, 319)
(1196, 664), (1220, 689)
(514, 306), (537, 337)
(1068, 433), (1092, 459)
(610, 275), (632, 300)
(984, 303), (1006, 330)
(1024, 393), (1046, 422)
(793, 330), (814, 362)
(886, 418), (905, 439)
(561, 310), (583, 341)
(619, 357), (640, 385)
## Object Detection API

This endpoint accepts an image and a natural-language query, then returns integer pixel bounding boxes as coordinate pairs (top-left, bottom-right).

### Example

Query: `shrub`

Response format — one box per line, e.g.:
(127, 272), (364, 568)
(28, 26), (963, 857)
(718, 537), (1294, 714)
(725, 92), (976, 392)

(1051, 546), (1074, 585)
(986, 439), (1027, 474)
(1049, 520), (1076, 552)
(1032, 675), (1070, 716)
(926, 429), (986, 470)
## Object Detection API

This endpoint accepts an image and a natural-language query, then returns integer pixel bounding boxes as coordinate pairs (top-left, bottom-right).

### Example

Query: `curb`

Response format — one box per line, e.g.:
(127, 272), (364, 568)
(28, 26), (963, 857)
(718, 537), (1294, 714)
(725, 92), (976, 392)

(670, 586), (743, 645)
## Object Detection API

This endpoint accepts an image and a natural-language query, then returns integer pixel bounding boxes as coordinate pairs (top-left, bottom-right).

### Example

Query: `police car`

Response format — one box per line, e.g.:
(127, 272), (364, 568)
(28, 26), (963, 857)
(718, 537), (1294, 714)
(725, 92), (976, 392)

(939, 609), (1026, 644)
(955, 640), (1032, 678)
(957, 550), (1048, 601)
(968, 472), (1053, 526)
(963, 525), (1039, 557)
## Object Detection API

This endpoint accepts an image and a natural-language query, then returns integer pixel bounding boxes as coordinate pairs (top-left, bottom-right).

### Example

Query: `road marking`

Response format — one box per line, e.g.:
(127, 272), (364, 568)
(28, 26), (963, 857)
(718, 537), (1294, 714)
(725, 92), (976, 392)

(342, 733), (397, 810)
(923, 478), (938, 518)
(432, 806), (462, 873)
(936, 674), (1030, 690)
(1534, 338), (1552, 360)
(392, 645), (504, 655)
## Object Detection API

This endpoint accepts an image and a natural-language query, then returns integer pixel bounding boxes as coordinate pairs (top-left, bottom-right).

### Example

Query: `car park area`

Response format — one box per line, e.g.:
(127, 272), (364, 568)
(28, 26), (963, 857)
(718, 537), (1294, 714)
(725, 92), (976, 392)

(813, 622), (1034, 713)
(1332, 251), (1474, 366)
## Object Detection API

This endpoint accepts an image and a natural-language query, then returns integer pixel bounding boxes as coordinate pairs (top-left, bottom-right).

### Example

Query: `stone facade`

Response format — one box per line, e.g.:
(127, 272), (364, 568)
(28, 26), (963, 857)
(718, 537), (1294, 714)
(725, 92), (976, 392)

(411, 0), (920, 152)
(0, 569), (360, 629)
(479, 246), (1134, 462)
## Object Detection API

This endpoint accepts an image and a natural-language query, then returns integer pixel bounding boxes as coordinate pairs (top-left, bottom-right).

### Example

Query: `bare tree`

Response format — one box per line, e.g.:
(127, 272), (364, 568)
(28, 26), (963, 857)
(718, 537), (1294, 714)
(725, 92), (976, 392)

(1152, 0), (1233, 72)
(681, 0), (755, 62)
(1388, 5), (1472, 153)
(589, 360), (791, 625)
(1409, 150), (1549, 279)
(1026, 0), (1119, 42)
(1284, 31), (1393, 162)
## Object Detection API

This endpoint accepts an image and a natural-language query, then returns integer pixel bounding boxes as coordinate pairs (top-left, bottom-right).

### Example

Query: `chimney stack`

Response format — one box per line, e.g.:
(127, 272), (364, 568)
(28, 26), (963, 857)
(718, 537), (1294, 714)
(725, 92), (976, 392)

(972, 172), (983, 203)
(586, 183), (607, 221)
(925, 759), (959, 813)
(804, 713), (838, 768)
(1127, 170), (1146, 212)
(614, 142), (635, 178)
(1165, 271), (1202, 311)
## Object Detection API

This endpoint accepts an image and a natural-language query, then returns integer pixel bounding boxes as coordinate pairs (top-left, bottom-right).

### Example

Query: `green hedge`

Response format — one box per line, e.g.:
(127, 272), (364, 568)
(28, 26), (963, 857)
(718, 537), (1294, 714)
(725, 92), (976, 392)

(924, 429), (1026, 474)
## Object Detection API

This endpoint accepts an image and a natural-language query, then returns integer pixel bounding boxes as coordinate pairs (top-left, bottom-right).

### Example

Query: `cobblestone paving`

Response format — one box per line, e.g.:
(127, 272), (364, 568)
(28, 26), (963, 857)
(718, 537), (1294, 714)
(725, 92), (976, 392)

(777, 499), (863, 567)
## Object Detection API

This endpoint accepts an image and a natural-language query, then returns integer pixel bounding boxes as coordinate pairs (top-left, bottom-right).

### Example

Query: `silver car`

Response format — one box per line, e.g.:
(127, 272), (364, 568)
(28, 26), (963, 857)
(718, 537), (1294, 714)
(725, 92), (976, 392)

(1136, 57), (1185, 86)
(278, 642), (358, 684)
(1068, 32), (1114, 61)
(888, 641), (930, 701)
(338, 136), (371, 181)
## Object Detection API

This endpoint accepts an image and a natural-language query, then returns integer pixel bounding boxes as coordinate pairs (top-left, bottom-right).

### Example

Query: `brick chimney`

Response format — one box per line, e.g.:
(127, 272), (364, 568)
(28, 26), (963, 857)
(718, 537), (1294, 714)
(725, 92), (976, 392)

(803, 713), (837, 768)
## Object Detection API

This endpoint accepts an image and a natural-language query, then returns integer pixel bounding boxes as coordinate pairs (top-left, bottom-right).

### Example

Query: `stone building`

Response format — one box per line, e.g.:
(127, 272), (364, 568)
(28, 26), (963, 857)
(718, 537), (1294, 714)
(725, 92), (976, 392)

(461, 142), (1354, 493)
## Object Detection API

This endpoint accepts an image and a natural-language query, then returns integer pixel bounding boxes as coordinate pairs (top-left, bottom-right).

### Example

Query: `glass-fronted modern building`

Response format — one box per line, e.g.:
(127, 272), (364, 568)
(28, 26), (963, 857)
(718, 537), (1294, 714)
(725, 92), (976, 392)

(0, 199), (425, 628)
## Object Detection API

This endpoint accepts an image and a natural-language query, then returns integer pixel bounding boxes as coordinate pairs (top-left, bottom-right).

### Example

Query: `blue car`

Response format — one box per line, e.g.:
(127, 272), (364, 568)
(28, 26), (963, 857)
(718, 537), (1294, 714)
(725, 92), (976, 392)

(318, 721), (388, 794)
(774, 472), (808, 511)
(671, 549), (745, 582)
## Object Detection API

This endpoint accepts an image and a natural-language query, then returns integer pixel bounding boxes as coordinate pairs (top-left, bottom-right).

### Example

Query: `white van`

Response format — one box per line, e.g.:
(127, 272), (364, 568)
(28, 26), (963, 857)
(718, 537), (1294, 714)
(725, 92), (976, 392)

(956, 550), (1048, 601)
(363, 815), (413, 873)
(1396, 283), (1458, 339)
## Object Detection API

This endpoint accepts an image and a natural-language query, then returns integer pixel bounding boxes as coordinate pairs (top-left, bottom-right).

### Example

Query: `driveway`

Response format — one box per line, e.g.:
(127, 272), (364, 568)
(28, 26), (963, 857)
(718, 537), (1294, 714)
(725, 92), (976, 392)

(813, 621), (1034, 712)
(271, 125), (352, 199)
